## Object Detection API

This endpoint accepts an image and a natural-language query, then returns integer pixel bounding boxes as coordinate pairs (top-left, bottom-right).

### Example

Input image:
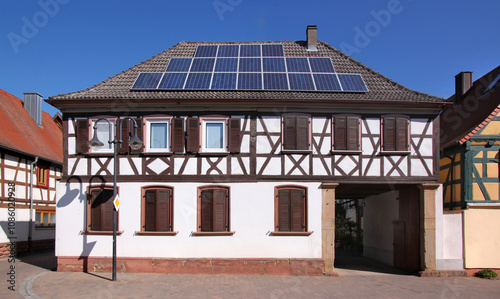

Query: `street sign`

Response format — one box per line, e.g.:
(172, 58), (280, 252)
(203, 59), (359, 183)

(113, 194), (120, 211)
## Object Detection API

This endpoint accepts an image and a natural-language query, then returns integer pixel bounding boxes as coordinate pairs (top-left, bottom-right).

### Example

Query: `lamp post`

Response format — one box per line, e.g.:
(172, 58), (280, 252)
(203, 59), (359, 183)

(88, 117), (143, 281)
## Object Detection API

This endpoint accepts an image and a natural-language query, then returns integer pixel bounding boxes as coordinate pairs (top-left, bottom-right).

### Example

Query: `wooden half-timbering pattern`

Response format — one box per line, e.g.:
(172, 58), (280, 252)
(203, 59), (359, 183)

(0, 151), (62, 208)
(63, 114), (437, 183)
(440, 147), (465, 210)
(469, 143), (500, 203)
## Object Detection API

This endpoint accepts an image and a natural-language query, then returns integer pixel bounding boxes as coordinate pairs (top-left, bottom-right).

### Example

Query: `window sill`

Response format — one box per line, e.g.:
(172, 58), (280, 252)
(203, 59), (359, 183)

(379, 151), (411, 155)
(35, 226), (55, 230)
(81, 230), (123, 236)
(270, 231), (313, 236)
(331, 150), (362, 155)
(84, 153), (115, 157)
(141, 152), (173, 157)
(191, 231), (235, 236)
(135, 231), (178, 236)
(281, 150), (312, 154)
(198, 152), (230, 156)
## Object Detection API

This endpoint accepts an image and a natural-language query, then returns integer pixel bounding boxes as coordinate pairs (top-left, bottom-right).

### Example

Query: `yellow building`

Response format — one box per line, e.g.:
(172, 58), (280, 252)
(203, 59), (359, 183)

(440, 65), (500, 270)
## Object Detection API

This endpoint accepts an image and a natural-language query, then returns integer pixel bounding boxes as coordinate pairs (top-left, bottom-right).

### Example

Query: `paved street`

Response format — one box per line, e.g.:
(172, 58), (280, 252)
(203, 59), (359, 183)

(1, 251), (500, 298)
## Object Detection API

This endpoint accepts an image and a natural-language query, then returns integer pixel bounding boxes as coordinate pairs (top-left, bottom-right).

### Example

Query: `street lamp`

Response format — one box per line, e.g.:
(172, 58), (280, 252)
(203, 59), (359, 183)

(88, 117), (143, 281)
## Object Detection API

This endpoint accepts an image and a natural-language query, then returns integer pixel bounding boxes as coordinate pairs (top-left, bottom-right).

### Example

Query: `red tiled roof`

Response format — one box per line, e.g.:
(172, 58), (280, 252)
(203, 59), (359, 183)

(440, 65), (500, 149)
(0, 89), (63, 164)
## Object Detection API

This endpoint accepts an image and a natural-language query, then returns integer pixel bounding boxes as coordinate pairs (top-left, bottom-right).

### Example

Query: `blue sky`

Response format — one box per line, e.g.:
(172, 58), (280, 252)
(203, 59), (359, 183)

(1, 0), (498, 116)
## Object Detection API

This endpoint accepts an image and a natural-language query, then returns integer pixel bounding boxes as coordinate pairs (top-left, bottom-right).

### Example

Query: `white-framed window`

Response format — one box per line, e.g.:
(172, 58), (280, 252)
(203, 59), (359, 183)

(202, 118), (227, 152)
(146, 118), (171, 152)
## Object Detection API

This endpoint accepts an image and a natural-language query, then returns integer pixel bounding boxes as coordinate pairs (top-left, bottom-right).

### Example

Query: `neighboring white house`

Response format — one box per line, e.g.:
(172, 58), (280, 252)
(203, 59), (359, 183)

(0, 89), (62, 257)
(47, 26), (450, 275)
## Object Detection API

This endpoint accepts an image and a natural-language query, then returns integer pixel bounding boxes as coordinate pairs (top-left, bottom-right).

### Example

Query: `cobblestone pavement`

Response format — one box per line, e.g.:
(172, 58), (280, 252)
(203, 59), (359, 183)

(2, 251), (500, 299)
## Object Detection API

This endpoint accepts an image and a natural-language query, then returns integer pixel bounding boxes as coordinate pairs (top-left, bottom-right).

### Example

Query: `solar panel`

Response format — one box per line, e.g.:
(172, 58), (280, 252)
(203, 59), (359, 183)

(262, 44), (284, 57)
(132, 44), (369, 92)
(195, 45), (218, 57)
(190, 58), (215, 72)
(286, 58), (310, 72)
(215, 58), (238, 72)
(211, 73), (237, 89)
(158, 73), (188, 89)
(240, 45), (261, 57)
(309, 58), (335, 73)
(338, 74), (368, 91)
(313, 74), (341, 91)
(264, 73), (288, 90)
(263, 58), (286, 72)
(238, 73), (262, 90)
(132, 73), (163, 89)
(166, 58), (192, 72)
(184, 73), (212, 89)
(217, 45), (239, 57)
(239, 58), (261, 72)
(288, 73), (315, 90)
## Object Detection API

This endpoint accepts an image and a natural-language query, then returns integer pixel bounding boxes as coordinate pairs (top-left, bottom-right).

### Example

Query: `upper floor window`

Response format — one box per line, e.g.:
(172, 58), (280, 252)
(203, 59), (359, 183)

(90, 117), (116, 153)
(382, 115), (410, 152)
(145, 117), (172, 152)
(141, 186), (174, 232)
(282, 114), (311, 152)
(87, 186), (116, 232)
(332, 115), (361, 152)
(194, 185), (233, 235)
(186, 116), (241, 154)
(273, 185), (311, 236)
(36, 164), (49, 188)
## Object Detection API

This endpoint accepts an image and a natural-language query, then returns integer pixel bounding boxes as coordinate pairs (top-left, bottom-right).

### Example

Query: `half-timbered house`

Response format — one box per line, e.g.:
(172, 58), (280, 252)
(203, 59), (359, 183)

(48, 26), (450, 275)
(0, 89), (63, 256)
(440, 65), (500, 271)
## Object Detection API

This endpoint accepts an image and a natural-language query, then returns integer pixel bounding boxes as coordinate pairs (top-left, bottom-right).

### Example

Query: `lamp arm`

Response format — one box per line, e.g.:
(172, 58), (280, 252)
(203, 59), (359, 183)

(118, 117), (140, 149)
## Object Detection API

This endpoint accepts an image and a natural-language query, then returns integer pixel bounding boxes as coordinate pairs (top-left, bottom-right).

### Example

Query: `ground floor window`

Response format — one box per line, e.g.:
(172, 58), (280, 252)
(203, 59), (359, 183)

(197, 186), (230, 233)
(141, 186), (174, 232)
(35, 211), (55, 227)
(87, 186), (116, 232)
(274, 185), (307, 232)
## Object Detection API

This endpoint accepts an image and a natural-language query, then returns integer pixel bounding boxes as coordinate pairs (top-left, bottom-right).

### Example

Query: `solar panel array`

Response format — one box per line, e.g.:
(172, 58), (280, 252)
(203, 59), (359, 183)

(132, 44), (368, 92)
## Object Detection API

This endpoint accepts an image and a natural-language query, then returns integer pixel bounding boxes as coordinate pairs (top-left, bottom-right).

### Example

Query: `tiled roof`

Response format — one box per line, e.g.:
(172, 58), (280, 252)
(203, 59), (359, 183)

(0, 89), (63, 164)
(440, 65), (500, 149)
(48, 40), (445, 105)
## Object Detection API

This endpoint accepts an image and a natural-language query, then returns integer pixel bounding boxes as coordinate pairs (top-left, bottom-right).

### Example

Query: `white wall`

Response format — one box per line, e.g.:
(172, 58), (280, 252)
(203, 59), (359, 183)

(435, 185), (464, 270)
(0, 208), (55, 243)
(56, 181), (323, 259)
(363, 190), (399, 265)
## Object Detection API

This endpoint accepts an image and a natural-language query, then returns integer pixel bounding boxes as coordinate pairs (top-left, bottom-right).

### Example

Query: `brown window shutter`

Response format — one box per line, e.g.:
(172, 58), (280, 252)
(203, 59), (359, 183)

(396, 117), (409, 151)
(213, 190), (228, 232)
(347, 116), (360, 150)
(383, 117), (396, 151)
(290, 189), (305, 232)
(186, 118), (200, 153)
(334, 116), (347, 150)
(278, 189), (290, 231)
(101, 189), (114, 231)
(76, 119), (90, 154)
(130, 118), (144, 154)
(156, 190), (171, 231)
(227, 118), (241, 153)
(171, 118), (185, 153)
(200, 190), (213, 232)
(144, 190), (156, 231)
(118, 119), (129, 154)
(90, 189), (101, 231)
(283, 116), (297, 150)
(296, 116), (309, 150)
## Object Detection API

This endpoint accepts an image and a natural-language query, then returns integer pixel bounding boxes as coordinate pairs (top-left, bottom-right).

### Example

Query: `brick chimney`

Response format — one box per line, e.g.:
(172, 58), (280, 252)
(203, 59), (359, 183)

(23, 92), (43, 127)
(306, 25), (318, 51)
(455, 71), (473, 103)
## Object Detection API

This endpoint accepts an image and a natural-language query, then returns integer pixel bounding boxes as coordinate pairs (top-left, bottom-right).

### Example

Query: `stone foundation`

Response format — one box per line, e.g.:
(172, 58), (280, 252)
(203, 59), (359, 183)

(0, 239), (54, 257)
(57, 257), (325, 276)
